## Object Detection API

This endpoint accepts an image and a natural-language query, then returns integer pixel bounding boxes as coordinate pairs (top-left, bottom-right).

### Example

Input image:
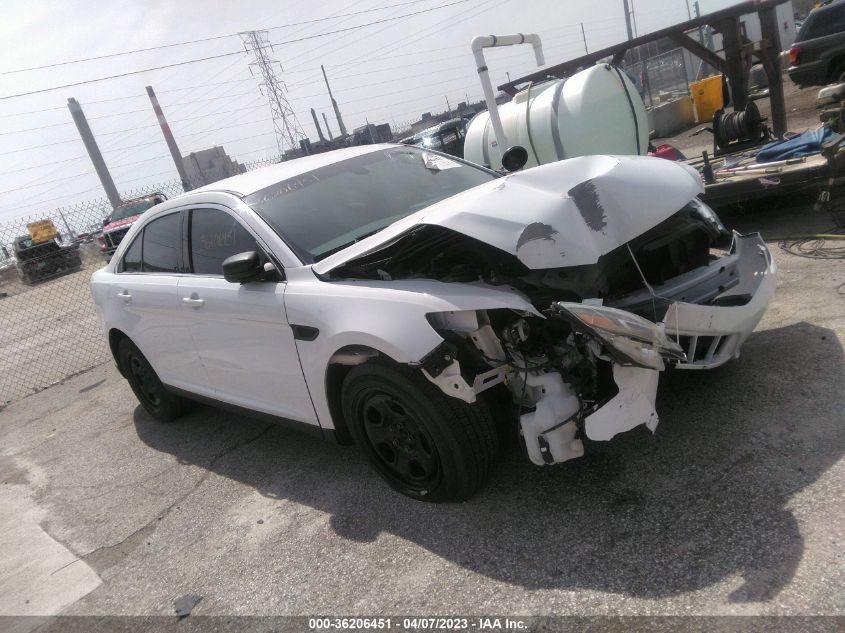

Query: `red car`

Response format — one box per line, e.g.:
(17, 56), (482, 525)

(97, 193), (166, 259)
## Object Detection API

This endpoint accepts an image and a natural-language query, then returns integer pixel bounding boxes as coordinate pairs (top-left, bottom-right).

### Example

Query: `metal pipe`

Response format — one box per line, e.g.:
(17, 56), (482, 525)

(471, 33), (544, 163)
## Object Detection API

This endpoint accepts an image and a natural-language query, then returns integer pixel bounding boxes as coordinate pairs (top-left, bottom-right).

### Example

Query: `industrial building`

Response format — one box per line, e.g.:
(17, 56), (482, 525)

(181, 146), (245, 187)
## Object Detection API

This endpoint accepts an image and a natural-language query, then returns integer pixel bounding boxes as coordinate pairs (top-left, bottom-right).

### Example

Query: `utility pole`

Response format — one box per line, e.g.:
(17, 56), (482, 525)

(310, 108), (327, 143)
(322, 112), (334, 140)
(145, 86), (192, 192)
(445, 95), (451, 114)
(622, 0), (634, 40)
(580, 22), (588, 53)
(240, 30), (306, 156)
(321, 65), (347, 137)
(694, 1), (703, 43)
(67, 97), (120, 209)
(631, 0), (638, 37)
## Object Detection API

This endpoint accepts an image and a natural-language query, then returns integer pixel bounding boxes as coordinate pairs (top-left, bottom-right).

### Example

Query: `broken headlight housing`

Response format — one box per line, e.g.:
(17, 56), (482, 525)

(550, 302), (686, 371)
(688, 196), (729, 236)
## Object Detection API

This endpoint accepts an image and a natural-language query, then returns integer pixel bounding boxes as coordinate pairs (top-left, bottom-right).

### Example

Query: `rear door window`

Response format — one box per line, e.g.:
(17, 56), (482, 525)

(188, 208), (258, 275)
(121, 233), (143, 272)
(141, 213), (181, 273)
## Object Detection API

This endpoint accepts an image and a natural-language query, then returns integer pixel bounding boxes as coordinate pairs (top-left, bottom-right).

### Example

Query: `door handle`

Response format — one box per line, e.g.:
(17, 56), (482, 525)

(117, 290), (131, 302)
(182, 297), (205, 307)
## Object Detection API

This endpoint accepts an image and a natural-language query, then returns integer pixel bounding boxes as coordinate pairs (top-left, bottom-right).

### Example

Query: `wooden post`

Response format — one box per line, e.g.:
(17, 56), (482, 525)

(716, 17), (749, 111)
(758, 5), (787, 138)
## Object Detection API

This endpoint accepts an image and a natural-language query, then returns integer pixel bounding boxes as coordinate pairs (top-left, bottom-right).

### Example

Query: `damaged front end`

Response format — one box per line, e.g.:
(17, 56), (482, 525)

(319, 155), (776, 464)
(413, 219), (775, 465)
(422, 302), (688, 465)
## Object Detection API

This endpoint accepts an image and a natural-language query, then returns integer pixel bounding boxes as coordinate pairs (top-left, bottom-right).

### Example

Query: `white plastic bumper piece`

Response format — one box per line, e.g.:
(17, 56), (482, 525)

(661, 233), (777, 370)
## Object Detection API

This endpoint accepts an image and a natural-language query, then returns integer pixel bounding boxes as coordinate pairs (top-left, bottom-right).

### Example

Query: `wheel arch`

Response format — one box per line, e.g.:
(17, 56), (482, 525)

(826, 51), (845, 81)
(324, 343), (406, 446)
(108, 328), (129, 377)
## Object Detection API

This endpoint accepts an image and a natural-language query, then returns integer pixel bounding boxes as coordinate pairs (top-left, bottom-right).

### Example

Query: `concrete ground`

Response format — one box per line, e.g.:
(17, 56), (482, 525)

(0, 197), (843, 619)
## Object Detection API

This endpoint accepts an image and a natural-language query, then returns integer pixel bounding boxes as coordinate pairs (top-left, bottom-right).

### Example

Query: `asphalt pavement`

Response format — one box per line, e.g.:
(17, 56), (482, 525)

(0, 201), (843, 620)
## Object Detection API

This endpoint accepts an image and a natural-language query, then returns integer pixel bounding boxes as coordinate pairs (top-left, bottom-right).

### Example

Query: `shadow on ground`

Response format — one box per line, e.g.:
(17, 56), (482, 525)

(134, 321), (844, 601)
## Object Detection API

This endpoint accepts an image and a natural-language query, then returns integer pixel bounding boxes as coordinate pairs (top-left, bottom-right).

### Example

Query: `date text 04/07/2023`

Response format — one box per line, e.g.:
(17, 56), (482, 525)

(307, 617), (529, 630)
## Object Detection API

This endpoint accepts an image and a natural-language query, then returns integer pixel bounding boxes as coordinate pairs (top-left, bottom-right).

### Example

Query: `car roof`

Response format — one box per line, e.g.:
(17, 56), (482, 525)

(188, 144), (392, 198)
(118, 194), (161, 205)
(805, 0), (845, 22)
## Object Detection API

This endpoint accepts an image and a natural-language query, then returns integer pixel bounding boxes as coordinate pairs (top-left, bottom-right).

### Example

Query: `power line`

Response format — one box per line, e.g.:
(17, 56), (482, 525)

(0, 90), (263, 136)
(0, 0), (440, 76)
(0, 78), (256, 118)
(0, 0), (474, 100)
(0, 137), (81, 156)
(0, 51), (248, 101)
(0, 155), (87, 177)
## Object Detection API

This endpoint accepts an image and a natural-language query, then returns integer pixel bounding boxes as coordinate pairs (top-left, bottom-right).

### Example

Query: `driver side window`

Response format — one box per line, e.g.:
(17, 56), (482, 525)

(188, 208), (259, 276)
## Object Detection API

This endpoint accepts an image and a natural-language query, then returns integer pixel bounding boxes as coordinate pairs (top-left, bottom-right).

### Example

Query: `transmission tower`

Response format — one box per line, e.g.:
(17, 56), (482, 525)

(239, 30), (305, 156)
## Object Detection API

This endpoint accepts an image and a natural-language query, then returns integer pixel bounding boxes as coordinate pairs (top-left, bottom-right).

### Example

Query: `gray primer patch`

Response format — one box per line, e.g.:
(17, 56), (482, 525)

(568, 179), (606, 232)
(516, 222), (559, 251)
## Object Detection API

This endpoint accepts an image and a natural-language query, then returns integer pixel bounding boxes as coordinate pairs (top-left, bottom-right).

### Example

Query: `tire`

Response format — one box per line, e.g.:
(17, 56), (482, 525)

(117, 338), (193, 422)
(830, 63), (845, 85)
(341, 361), (498, 502)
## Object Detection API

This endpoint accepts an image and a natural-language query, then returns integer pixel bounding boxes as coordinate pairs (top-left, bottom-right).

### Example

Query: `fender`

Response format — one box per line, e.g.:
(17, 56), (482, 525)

(282, 271), (539, 428)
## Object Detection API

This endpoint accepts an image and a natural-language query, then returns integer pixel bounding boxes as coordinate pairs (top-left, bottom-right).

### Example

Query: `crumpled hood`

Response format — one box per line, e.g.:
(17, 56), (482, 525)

(313, 155), (704, 274)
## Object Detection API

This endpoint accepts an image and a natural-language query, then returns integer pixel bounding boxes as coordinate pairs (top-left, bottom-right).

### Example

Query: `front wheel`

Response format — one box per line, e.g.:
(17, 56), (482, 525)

(341, 362), (498, 502)
(118, 338), (193, 422)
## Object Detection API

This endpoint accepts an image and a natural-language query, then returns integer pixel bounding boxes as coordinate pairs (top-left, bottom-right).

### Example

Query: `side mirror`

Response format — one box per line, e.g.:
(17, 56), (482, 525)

(103, 217), (111, 227)
(222, 251), (264, 284)
(501, 145), (529, 172)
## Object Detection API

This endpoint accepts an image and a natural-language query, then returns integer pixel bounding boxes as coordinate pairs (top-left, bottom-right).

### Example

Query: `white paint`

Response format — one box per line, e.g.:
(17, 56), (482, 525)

(470, 33), (545, 163)
(422, 360), (476, 404)
(584, 364), (661, 442)
(314, 154), (703, 274)
(90, 147), (771, 447)
(464, 65), (649, 170)
(519, 372), (583, 466)
(663, 233), (778, 369)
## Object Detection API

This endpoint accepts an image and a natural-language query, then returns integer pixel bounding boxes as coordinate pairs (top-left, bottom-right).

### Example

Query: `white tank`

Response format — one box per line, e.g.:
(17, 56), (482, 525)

(464, 64), (649, 170)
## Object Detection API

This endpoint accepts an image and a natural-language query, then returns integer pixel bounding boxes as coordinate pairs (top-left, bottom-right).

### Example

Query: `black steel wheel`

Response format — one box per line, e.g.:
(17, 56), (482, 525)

(360, 393), (442, 491)
(117, 338), (193, 422)
(342, 361), (498, 502)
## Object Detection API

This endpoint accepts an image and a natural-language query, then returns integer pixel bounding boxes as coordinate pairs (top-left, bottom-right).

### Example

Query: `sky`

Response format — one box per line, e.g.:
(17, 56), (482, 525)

(0, 0), (758, 222)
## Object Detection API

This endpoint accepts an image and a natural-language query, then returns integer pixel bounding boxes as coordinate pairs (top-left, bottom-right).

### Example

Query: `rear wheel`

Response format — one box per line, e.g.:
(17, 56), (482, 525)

(118, 338), (193, 422)
(831, 62), (845, 85)
(341, 361), (498, 502)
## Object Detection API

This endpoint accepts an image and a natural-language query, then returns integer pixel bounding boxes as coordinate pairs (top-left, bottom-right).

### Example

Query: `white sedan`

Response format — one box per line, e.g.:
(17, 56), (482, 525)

(91, 144), (776, 501)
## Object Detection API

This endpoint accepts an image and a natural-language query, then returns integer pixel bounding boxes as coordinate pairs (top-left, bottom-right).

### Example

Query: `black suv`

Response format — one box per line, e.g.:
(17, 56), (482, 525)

(789, 0), (845, 87)
(13, 236), (82, 285)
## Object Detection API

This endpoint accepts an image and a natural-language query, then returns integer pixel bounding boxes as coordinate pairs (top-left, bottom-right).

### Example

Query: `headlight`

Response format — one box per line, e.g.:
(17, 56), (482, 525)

(551, 302), (686, 371)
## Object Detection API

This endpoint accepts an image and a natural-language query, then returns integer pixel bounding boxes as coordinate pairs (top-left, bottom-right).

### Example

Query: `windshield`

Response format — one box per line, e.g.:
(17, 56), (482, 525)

(244, 147), (496, 263)
(110, 199), (157, 222)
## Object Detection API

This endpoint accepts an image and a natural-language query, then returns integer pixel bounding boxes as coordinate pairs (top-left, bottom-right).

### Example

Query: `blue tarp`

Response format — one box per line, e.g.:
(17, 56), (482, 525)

(756, 126), (836, 162)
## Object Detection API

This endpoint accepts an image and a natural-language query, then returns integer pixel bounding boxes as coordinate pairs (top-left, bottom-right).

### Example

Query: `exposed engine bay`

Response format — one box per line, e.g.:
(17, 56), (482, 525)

(326, 198), (733, 317)
(325, 196), (777, 466)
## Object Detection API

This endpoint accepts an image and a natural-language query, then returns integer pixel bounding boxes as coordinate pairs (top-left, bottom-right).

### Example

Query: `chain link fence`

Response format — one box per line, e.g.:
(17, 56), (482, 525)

(0, 156), (278, 406)
(624, 47), (697, 109)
